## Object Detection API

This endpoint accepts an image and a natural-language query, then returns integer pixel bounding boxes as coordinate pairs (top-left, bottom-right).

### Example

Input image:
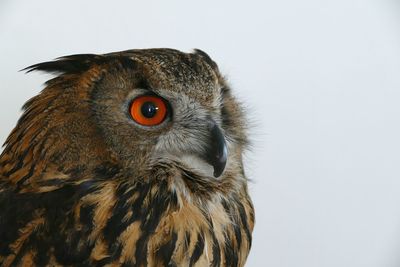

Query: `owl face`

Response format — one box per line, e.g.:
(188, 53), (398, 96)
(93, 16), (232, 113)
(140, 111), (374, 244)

(21, 49), (248, 196)
(90, 49), (244, 182)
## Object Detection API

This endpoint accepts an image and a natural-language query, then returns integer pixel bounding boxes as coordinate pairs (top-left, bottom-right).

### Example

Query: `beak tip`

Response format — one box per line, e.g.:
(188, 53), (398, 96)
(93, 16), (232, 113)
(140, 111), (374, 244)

(212, 147), (228, 178)
(213, 166), (225, 178)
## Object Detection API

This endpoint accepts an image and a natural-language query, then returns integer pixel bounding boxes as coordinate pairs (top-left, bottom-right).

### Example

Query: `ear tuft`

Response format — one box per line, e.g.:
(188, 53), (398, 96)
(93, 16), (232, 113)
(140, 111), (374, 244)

(22, 54), (105, 75)
(193, 49), (219, 71)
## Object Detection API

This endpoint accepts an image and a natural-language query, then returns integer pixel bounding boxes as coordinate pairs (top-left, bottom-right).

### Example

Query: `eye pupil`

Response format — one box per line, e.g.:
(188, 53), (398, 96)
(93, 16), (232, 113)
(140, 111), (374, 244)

(141, 101), (158, 118)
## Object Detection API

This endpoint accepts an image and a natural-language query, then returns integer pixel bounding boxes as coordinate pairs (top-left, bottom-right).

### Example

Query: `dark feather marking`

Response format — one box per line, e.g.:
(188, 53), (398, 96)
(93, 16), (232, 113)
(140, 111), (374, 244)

(170, 190), (178, 208)
(0, 191), (35, 255)
(181, 170), (214, 199)
(223, 230), (238, 267)
(135, 180), (174, 266)
(222, 198), (242, 249)
(54, 232), (94, 265)
(15, 133), (53, 189)
(80, 203), (95, 229)
(15, 163), (36, 188)
(0, 157), (11, 168)
(112, 244), (124, 264)
(49, 185), (97, 264)
(221, 104), (234, 130)
(1, 186), (79, 264)
(1, 142), (37, 178)
(140, 180), (170, 231)
(102, 181), (153, 262)
(75, 180), (102, 196)
(94, 256), (113, 266)
(221, 86), (230, 94)
(36, 178), (67, 187)
(6, 91), (60, 155)
(211, 230), (221, 267)
(2, 150), (27, 177)
(3, 107), (54, 160)
(202, 211), (221, 267)
(236, 200), (252, 249)
(34, 231), (51, 266)
(221, 199), (241, 265)
(117, 56), (137, 71)
(155, 231), (178, 266)
(247, 198), (255, 225)
(67, 165), (87, 178)
(121, 262), (134, 267)
(136, 78), (150, 90)
(234, 221), (243, 251)
(221, 198), (229, 212)
(94, 163), (120, 180)
(189, 232), (205, 267)
(103, 182), (150, 248)
(17, 229), (50, 266)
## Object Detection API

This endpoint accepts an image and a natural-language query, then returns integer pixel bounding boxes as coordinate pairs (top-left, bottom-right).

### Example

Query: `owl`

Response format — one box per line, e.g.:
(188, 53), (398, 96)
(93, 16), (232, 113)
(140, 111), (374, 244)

(0, 48), (254, 266)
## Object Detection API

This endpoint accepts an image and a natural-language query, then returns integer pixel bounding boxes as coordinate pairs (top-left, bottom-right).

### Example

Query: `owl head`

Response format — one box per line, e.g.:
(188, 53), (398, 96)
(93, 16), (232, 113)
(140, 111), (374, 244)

(7, 48), (248, 197)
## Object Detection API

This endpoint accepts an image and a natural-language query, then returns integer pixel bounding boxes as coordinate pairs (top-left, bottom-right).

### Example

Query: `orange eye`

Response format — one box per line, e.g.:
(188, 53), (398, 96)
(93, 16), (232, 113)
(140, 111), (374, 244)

(130, 95), (168, 126)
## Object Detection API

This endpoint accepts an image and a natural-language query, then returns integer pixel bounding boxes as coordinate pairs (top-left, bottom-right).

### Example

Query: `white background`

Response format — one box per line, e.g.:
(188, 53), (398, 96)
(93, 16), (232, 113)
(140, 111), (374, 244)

(1, 1), (400, 266)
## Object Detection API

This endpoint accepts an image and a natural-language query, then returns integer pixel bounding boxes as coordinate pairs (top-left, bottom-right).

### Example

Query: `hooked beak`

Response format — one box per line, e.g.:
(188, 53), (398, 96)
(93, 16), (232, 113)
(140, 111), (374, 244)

(203, 121), (228, 178)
